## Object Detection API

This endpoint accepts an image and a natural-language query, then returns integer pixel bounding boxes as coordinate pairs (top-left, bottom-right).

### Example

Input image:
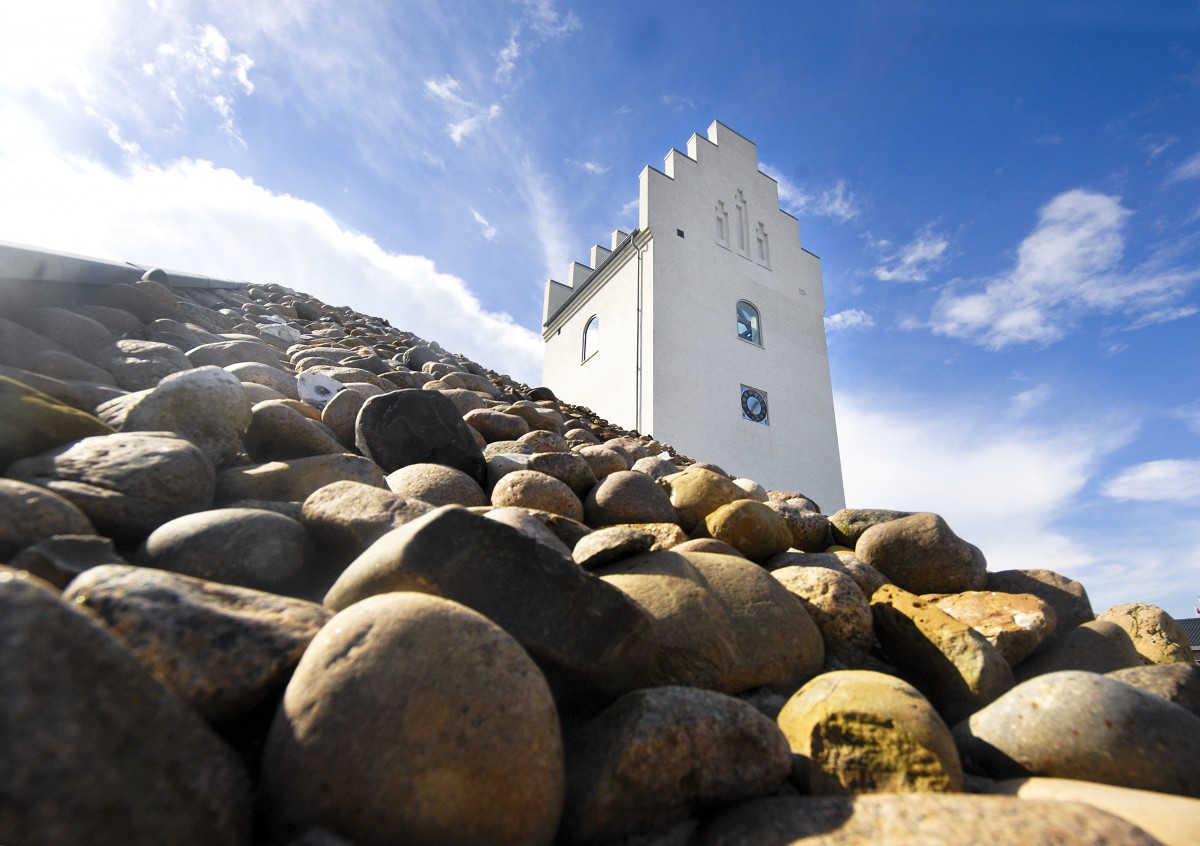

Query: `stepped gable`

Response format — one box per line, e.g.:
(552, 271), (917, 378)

(2, 244), (1198, 846)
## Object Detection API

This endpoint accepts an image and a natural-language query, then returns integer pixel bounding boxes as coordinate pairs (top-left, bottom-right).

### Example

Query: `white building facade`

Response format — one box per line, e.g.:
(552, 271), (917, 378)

(542, 121), (845, 512)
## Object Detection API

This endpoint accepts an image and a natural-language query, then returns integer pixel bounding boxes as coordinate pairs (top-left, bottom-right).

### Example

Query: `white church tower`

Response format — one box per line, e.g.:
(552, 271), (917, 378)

(542, 121), (845, 512)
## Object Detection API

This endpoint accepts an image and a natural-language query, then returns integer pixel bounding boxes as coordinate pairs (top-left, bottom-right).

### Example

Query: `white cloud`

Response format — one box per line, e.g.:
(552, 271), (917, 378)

(873, 224), (948, 282)
(761, 165), (860, 224)
(471, 207), (498, 241)
(1008, 383), (1050, 419)
(577, 160), (608, 175)
(932, 189), (1200, 348)
(1166, 150), (1200, 185)
(1102, 459), (1200, 503)
(0, 134), (543, 384)
(495, 34), (521, 82)
(661, 93), (696, 112)
(424, 75), (465, 105)
(522, 0), (581, 37)
(836, 391), (1156, 610)
(825, 309), (874, 331)
(447, 103), (502, 145)
(1137, 133), (1178, 161)
(521, 156), (573, 279)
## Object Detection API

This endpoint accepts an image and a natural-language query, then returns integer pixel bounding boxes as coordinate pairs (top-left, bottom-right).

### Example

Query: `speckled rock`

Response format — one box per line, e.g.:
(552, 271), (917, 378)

(244, 400), (347, 463)
(871, 584), (1014, 722)
(631, 454), (679, 480)
(573, 526), (657, 570)
(763, 501), (830, 552)
(855, 512), (987, 595)
(987, 568), (1094, 635)
(260, 592), (564, 846)
(518, 429), (571, 453)
(356, 389), (486, 483)
(492, 468), (585, 521)
(0, 477), (94, 558)
(325, 506), (656, 705)
(777, 670), (963, 794)
(93, 281), (178, 322)
(301, 480), (435, 567)
(598, 550), (824, 694)
(526, 451), (597, 498)
(226, 361), (299, 399)
(671, 538), (747, 557)
(0, 573), (252, 845)
(954, 670), (1200, 797)
(29, 348), (117, 384)
(22, 306), (117, 359)
(6, 533), (126, 588)
(585, 470), (678, 527)
(705, 500), (793, 561)
(138, 507), (319, 599)
(318, 385), (364, 447)
(828, 507), (913, 546)
(215, 453), (386, 504)
(1097, 602), (1193, 665)
(484, 506), (575, 558)
(0, 374), (115, 469)
(65, 564), (330, 721)
(576, 444), (629, 479)
(926, 590), (1058, 666)
(7, 431), (216, 544)
(694, 794), (1160, 846)
(658, 466), (746, 533)
(562, 687), (791, 844)
(384, 461), (488, 507)
(989, 777), (1200, 846)
(186, 338), (282, 369)
(95, 366), (251, 467)
(100, 339), (194, 390)
(768, 550), (892, 598)
(464, 407), (530, 441)
(1108, 662), (1200, 718)
(1014, 620), (1143, 681)
(627, 521), (690, 550)
(771, 566), (873, 666)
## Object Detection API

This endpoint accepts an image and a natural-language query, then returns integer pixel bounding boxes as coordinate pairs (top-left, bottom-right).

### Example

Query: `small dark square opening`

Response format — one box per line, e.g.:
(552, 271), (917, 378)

(676, 229), (685, 238)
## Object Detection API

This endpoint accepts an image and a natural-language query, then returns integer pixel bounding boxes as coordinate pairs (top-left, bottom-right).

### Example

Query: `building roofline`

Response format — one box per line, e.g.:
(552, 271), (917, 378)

(0, 240), (248, 289)
(542, 228), (645, 331)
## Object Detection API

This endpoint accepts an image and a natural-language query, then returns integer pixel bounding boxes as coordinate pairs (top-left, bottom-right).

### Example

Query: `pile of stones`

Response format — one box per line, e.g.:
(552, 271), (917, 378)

(2, 274), (1198, 846)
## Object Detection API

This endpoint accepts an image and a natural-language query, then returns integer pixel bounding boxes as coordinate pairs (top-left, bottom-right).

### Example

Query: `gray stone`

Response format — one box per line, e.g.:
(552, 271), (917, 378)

(492, 469), (584, 521)
(301, 480), (435, 568)
(7, 431), (216, 544)
(100, 339), (194, 390)
(573, 526), (657, 570)
(829, 507), (914, 546)
(855, 512), (987, 595)
(0, 373), (116, 469)
(325, 506), (656, 706)
(562, 687), (791, 844)
(771, 566), (873, 667)
(764, 501), (831, 552)
(385, 462), (488, 507)
(576, 444), (629, 480)
(1108, 662), (1200, 718)
(0, 477), (94, 558)
(705, 500), (793, 561)
(186, 338), (282, 369)
(245, 400), (347, 463)
(631, 454), (679, 480)
(464, 407), (531, 441)
(356, 389), (486, 483)
(96, 366), (252, 468)
(138, 507), (319, 599)
(584, 470), (678, 527)
(1014, 620), (1143, 681)
(65, 564), (330, 722)
(526, 450), (597, 497)
(658, 466), (746, 533)
(215, 453), (386, 504)
(483, 506), (575, 558)
(260, 593), (564, 846)
(226, 361), (299, 399)
(954, 670), (1200, 797)
(0, 574), (252, 845)
(8, 533), (126, 589)
(0, 314), (66, 369)
(29, 348), (117, 384)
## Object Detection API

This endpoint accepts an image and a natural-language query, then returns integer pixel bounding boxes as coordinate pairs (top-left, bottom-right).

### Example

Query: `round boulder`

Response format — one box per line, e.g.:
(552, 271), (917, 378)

(705, 500), (793, 561)
(385, 462), (488, 507)
(855, 512), (987, 595)
(492, 469), (584, 521)
(584, 470), (678, 527)
(260, 592), (565, 846)
(771, 565), (873, 666)
(0, 478), (94, 559)
(1098, 602), (1193, 665)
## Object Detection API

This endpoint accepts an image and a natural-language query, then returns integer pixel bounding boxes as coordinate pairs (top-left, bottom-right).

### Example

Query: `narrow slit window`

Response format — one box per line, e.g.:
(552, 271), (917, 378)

(736, 300), (762, 345)
(582, 315), (600, 362)
(716, 200), (729, 246)
(735, 190), (749, 255)
(756, 222), (770, 267)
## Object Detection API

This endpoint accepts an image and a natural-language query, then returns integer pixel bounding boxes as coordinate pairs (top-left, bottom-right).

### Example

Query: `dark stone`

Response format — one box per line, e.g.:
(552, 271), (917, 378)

(355, 389), (487, 484)
(8, 534), (126, 588)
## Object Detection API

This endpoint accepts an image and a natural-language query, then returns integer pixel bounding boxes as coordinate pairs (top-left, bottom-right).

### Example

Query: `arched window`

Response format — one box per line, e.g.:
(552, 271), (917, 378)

(582, 315), (600, 362)
(736, 300), (762, 345)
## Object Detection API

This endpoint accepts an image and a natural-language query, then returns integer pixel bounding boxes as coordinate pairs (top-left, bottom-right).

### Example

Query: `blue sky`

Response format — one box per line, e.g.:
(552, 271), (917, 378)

(2, 1), (1198, 619)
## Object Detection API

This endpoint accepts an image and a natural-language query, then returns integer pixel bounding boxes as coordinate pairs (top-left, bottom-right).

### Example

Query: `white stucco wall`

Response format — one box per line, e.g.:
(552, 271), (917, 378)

(543, 121), (845, 511)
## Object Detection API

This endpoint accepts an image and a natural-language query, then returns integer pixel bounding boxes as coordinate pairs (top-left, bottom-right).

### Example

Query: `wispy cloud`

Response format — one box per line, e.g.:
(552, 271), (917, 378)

(521, 156), (573, 279)
(661, 93), (696, 112)
(1137, 133), (1178, 161)
(495, 33), (521, 82)
(1102, 458), (1200, 503)
(471, 207), (498, 240)
(761, 165), (861, 223)
(825, 309), (874, 331)
(523, 0), (582, 37)
(1008, 383), (1051, 419)
(1165, 150), (1200, 185)
(931, 189), (1200, 348)
(572, 160), (608, 175)
(873, 224), (948, 282)
(447, 103), (502, 145)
